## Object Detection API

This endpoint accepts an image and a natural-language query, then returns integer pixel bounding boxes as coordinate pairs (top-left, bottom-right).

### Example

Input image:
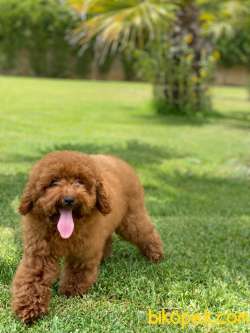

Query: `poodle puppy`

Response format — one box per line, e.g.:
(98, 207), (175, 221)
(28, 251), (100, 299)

(11, 151), (164, 323)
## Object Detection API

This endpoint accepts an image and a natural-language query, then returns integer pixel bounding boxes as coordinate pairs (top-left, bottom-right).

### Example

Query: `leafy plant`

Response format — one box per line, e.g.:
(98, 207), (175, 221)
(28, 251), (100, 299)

(205, 0), (250, 68)
(0, 0), (89, 77)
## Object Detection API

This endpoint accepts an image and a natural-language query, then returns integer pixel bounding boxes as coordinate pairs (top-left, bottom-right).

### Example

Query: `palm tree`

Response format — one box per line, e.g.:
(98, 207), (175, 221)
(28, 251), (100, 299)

(157, 0), (211, 113)
(69, 0), (249, 115)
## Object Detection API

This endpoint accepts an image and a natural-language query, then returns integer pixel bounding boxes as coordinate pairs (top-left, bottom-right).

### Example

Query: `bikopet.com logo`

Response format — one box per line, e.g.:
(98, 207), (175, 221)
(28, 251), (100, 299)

(147, 309), (249, 328)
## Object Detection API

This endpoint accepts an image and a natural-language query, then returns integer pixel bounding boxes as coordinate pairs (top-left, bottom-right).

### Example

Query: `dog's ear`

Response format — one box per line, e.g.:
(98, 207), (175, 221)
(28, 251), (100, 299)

(96, 179), (111, 215)
(19, 184), (33, 215)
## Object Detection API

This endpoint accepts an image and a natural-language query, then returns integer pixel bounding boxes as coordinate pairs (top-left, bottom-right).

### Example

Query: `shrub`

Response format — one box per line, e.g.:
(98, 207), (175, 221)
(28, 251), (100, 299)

(0, 0), (92, 77)
(216, 28), (250, 68)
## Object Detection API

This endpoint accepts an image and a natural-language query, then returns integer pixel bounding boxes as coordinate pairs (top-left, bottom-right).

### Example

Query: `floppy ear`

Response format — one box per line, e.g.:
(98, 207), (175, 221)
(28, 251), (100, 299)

(96, 179), (111, 215)
(19, 184), (33, 215)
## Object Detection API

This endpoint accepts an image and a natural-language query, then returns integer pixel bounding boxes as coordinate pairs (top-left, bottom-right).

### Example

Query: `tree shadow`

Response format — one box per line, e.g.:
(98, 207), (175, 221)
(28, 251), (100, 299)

(145, 169), (250, 218)
(135, 113), (210, 127)
(135, 109), (250, 131)
(218, 111), (250, 131)
(0, 256), (20, 285)
(1, 140), (188, 167)
(0, 173), (26, 229)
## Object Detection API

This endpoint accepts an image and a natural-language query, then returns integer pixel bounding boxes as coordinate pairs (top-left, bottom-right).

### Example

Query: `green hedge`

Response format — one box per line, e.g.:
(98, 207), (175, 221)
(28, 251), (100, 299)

(0, 0), (136, 79)
(0, 0), (93, 77)
(215, 14), (250, 68)
(216, 30), (250, 68)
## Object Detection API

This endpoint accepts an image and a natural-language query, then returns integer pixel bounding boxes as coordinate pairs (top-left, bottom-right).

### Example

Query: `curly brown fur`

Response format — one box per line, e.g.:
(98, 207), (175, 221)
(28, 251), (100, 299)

(11, 151), (164, 323)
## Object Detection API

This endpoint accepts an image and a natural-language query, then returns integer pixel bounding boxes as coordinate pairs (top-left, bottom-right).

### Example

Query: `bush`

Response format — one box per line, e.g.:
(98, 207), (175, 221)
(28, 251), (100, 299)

(216, 30), (250, 68)
(215, 15), (250, 68)
(0, 0), (92, 77)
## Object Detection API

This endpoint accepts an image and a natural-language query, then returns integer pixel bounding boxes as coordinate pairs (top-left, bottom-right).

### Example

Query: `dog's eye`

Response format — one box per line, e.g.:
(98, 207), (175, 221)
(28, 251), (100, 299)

(74, 179), (84, 186)
(49, 179), (59, 187)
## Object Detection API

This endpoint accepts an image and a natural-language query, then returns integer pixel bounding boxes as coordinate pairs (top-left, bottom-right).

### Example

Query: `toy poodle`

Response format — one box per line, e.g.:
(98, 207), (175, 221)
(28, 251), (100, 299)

(11, 151), (163, 323)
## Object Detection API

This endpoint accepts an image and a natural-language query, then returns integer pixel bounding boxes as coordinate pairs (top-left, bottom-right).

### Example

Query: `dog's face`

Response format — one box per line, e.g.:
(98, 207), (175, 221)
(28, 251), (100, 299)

(19, 151), (111, 238)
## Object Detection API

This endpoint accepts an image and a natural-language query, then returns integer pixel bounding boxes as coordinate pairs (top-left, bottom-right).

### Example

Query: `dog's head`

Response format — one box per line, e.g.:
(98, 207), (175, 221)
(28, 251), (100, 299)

(19, 151), (111, 238)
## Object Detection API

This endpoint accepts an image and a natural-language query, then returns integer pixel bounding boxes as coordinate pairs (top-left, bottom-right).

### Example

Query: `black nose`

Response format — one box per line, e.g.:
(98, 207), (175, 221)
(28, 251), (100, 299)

(63, 196), (75, 206)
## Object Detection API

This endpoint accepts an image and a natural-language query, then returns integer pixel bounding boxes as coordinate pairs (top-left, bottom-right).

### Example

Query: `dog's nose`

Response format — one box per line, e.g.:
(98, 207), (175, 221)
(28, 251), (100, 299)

(63, 196), (75, 206)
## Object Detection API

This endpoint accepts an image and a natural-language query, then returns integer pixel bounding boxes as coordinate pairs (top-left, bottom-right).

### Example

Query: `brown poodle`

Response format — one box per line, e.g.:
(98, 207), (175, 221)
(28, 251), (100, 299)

(11, 151), (164, 323)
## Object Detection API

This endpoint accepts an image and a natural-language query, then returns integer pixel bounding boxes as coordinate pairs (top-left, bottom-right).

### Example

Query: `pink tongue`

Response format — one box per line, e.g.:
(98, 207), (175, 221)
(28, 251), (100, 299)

(57, 209), (74, 239)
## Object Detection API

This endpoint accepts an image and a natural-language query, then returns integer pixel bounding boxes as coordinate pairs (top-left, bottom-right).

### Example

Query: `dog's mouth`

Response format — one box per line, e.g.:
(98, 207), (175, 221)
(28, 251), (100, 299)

(57, 209), (74, 239)
(49, 205), (84, 239)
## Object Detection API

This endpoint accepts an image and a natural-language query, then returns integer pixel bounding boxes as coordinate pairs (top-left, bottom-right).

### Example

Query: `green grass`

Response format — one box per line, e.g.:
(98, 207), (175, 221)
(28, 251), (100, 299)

(0, 76), (249, 333)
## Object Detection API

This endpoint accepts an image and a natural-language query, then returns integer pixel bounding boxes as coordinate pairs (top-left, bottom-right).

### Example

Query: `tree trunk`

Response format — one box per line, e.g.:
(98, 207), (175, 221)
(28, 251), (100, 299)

(155, 0), (212, 114)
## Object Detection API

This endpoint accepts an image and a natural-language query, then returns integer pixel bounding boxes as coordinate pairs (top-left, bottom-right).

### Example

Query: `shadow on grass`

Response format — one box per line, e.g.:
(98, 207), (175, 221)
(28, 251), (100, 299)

(219, 111), (250, 131)
(145, 169), (250, 218)
(0, 256), (20, 285)
(135, 108), (250, 131)
(0, 173), (26, 229)
(1, 140), (187, 167)
(135, 113), (210, 127)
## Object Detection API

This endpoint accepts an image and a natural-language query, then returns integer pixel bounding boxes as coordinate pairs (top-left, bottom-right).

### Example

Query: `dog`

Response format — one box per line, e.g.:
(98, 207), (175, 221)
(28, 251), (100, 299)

(11, 151), (164, 323)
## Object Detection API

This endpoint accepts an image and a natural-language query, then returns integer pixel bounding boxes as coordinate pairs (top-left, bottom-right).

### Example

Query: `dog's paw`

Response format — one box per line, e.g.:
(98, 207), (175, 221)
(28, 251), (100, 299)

(12, 285), (50, 324)
(13, 296), (47, 324)
(142, 243), (164, 263)
(147, 250), (164, 262)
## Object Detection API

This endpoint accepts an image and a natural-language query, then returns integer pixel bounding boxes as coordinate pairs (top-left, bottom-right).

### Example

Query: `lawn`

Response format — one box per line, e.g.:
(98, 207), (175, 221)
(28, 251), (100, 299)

(0, 76), (249, 333)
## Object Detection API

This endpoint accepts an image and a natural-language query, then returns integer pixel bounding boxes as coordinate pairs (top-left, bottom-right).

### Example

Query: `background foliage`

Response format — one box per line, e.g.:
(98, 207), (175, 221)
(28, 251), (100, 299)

(0, 0), (74, 77)
(0, 0), (249, 79)
(0, 0), (133, 78)
(0, 0), (90, 77)
(207, 0), (250, 68)
(216, 19), (250, 68)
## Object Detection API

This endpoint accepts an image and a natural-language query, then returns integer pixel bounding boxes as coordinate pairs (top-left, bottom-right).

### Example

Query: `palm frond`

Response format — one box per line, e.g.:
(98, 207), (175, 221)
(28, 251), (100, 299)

(70, 0), (177, 62)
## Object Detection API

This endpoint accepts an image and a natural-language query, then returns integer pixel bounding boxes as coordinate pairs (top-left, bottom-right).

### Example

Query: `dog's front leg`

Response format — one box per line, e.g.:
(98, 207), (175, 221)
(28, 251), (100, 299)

(11, 255), (59, 323)
(59, 256), (100, 297)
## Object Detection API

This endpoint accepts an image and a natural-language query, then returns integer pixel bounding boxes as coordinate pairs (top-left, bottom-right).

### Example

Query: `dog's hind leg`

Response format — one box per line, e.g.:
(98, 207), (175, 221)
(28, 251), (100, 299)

(116, 208), (164, 262)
